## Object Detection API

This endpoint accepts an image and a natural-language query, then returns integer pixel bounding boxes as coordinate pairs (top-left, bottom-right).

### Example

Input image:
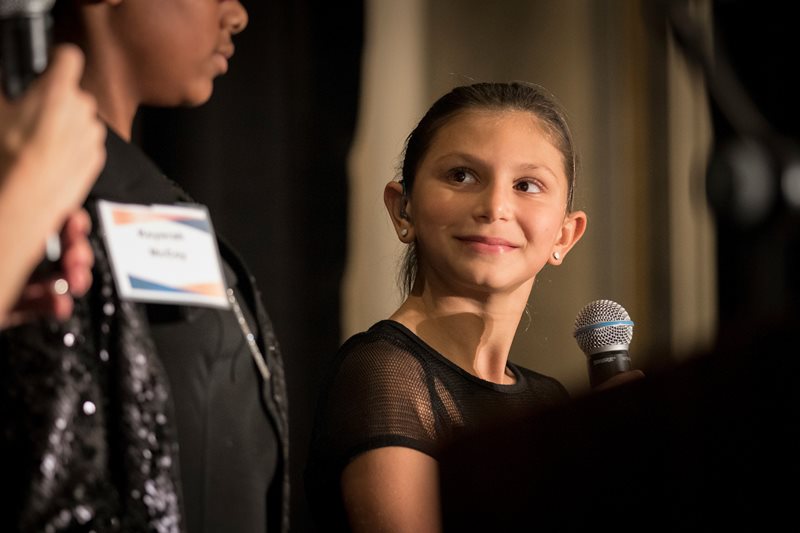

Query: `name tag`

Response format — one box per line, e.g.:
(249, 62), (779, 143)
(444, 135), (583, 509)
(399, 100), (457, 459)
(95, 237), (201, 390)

(97, 200), (229, 309)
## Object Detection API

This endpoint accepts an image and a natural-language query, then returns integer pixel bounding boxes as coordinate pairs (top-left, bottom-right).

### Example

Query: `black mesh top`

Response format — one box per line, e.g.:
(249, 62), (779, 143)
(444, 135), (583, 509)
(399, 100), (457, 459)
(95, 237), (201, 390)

(305, 319), (570, 530)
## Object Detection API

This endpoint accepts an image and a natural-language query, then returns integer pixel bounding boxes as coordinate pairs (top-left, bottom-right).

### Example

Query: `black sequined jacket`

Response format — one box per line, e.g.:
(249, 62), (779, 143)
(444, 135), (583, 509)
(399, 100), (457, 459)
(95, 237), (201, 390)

(0, 128), (290, 533)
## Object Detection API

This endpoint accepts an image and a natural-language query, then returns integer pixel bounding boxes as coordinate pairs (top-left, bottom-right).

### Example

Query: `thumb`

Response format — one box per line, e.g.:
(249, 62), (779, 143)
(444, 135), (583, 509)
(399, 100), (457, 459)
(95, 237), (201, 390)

(36, 43), (86, 89)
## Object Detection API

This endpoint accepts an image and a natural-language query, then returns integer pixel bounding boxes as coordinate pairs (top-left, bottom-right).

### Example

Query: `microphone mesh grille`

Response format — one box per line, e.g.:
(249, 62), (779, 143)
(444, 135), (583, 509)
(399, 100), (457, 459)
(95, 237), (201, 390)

(573, 299), (633, 354)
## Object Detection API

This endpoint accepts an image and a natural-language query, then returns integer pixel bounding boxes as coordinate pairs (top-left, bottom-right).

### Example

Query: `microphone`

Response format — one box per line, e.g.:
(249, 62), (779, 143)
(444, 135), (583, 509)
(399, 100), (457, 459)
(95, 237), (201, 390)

(0, 0), (54, 98)
(1, 0), (61, 265)
(573, 299), (634, 388)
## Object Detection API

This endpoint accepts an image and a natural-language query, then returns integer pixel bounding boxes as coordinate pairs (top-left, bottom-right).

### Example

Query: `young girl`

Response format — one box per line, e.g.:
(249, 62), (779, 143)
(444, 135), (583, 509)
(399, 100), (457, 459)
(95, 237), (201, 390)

(1, 2), (289, 532)
(306, 82), (588, 532)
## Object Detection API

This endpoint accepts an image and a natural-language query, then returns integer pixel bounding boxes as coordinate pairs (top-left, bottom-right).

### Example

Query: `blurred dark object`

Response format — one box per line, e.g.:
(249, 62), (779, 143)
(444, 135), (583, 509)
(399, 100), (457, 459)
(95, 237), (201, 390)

(669, 0), (800, 325)
(439, 315), (798, 531)
(0, 0), (53, 98)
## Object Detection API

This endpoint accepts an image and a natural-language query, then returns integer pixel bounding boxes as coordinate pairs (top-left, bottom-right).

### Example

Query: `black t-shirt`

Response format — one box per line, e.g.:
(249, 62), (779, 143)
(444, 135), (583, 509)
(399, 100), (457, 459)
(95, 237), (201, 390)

(305, 319), (569, 531)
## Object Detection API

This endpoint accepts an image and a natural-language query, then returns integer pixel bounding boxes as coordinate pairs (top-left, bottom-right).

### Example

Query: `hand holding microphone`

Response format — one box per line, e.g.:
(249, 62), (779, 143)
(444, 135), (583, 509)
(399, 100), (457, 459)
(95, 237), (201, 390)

(573, 299), (645, 390)
(0, 44), (106, 227)
(0, 0), (105, 325)
(1, 0), (61, 265)
(1, 0), (105, 253)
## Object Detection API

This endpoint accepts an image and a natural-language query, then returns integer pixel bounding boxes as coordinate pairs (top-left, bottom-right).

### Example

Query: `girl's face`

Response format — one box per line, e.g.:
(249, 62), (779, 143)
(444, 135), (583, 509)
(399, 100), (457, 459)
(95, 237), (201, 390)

(110, 0), (248, 106)
(405, 109), (585, 297)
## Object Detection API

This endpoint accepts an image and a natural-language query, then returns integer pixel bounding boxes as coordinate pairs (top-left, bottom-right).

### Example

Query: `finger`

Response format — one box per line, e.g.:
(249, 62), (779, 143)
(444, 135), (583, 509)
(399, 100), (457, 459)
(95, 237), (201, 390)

(60, 210), (94, 296)
(17, 275), (69, 301)
(50, 292), (75, 321)
(1, 309), (38, 329)
(64, 208), (92, 236)
(61, 209), (93, 259)
(7, 279), (74, 325)
(63, 262), (93, 297)
(63, 261), (92, 297)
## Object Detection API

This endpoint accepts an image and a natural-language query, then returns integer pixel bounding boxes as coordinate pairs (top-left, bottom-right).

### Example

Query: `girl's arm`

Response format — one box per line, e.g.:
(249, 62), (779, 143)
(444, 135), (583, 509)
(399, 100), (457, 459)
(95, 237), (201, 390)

(342, 446), (442, 533)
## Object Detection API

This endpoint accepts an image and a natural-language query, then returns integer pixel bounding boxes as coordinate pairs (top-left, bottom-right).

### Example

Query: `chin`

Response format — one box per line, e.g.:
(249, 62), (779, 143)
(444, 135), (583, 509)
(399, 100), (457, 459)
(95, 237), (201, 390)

(183, 88), (214, 107)
(151, 86), (214, 109)
(174, 80), (215, 107)
(452, 273), (510, 293)
(458, 270), (533, 294)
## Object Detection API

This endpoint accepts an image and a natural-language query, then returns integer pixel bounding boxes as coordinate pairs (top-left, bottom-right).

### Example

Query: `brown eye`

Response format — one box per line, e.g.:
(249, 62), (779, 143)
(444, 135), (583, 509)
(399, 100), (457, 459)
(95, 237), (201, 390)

(449, 167), (477, 184)
(514, 179), (542, 194)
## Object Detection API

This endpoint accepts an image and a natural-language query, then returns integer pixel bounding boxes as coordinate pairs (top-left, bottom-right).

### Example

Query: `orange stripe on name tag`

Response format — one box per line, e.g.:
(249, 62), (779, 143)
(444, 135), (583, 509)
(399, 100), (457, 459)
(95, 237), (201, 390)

(112, 210), (185, 225)
(181, 283), (225, 297)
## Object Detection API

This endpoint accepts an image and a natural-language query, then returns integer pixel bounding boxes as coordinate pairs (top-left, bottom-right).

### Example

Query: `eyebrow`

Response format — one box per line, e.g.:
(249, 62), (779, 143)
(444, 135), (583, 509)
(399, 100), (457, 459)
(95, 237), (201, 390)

(434, 152), (559, 179)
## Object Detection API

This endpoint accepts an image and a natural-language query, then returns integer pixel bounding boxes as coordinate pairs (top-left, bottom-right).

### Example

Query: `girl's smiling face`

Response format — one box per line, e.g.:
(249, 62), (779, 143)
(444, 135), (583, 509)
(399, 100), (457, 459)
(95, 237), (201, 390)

(404, 108), (585, 296)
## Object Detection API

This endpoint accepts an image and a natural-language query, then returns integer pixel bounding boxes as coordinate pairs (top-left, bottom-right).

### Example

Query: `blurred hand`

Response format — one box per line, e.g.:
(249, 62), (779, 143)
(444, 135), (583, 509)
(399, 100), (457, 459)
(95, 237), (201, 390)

(0, 43), (106, 230)
(0, 44), (105, 324)
(1, 210), (94, 329)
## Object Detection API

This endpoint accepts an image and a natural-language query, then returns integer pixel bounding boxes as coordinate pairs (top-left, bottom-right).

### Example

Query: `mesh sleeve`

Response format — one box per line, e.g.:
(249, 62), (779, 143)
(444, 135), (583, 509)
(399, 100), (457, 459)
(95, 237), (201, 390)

(321, 333), (441, 466)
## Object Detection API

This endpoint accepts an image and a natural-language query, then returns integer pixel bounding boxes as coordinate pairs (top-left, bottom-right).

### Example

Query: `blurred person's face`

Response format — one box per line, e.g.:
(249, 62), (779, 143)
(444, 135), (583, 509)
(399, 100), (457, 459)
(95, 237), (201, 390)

(108, 0), (248, 106)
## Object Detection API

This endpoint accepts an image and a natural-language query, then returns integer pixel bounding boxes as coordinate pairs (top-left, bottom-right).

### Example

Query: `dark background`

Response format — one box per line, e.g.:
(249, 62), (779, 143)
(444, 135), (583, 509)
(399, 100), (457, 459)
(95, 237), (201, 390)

(703, 0), (800, 324)
(135, 2), (364, 531)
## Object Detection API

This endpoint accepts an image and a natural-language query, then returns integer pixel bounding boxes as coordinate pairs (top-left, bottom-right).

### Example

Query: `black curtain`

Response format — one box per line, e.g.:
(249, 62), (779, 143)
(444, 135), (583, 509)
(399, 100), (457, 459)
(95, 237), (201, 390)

(705, 0), (800, 328)
(135, 2), (363, 531)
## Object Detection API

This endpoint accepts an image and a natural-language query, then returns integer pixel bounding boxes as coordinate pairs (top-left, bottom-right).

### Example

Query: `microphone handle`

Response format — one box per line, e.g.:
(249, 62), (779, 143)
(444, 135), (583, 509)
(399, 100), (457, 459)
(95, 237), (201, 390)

(588, 349), (632, 388)
(0, 13), (51, 98)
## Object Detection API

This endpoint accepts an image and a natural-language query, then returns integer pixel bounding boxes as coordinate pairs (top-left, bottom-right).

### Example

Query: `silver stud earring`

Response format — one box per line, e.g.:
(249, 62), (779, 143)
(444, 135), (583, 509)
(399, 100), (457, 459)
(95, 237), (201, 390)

(553, 251), (561, 261)
(401, 228), (408, 237)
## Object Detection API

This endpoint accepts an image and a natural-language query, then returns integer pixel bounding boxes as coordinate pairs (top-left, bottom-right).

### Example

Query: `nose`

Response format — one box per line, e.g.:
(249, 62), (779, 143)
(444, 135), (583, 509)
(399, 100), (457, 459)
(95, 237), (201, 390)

(474, 180), (511, 222)
(222, 1), (249, 35)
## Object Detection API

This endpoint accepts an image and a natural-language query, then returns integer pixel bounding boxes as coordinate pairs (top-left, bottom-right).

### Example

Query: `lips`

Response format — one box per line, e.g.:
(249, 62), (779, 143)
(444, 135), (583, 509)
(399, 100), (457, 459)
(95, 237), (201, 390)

(217, 43), (235, 60)
(212, 53), (229, 74)
(212, 44), (235, 74)
(457, 235), (519, 253)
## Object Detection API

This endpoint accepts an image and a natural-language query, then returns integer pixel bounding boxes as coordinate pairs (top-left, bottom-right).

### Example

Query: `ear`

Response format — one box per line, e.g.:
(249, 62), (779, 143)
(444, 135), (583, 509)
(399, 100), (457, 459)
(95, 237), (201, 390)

(384, 180), (413, 243)
(549, 210), (587, 265)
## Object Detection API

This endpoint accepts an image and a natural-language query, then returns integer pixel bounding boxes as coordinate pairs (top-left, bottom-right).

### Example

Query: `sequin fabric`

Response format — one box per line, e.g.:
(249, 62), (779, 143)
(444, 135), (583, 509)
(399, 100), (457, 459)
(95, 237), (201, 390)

(0, 226), (184, 532)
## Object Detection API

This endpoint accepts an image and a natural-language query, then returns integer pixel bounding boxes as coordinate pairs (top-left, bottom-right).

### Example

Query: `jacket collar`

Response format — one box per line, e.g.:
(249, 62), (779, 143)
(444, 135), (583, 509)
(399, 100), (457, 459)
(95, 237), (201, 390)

(90, 125), (186, 205)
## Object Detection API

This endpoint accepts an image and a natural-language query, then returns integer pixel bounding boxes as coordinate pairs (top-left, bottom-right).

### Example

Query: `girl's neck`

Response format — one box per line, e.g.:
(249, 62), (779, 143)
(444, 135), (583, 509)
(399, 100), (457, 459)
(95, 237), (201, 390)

(390, 285), (530, 385)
